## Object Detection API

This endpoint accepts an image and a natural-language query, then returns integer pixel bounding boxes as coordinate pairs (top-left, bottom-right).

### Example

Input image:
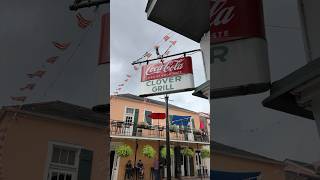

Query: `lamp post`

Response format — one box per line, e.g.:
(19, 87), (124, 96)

(165, 94), (171, 180)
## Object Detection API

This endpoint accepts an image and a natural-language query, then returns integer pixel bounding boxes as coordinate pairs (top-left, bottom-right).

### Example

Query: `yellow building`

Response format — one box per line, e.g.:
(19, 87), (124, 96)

(110, 94), (210, 179)
(0, 101), (108, 180)
(212, 142), (286, 180)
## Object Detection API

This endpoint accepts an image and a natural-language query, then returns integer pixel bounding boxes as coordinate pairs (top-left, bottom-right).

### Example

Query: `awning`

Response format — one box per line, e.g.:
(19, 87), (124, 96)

(211, 170), (261, 180)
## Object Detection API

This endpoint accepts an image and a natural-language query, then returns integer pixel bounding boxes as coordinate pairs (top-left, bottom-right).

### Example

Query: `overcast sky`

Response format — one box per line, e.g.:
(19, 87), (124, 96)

(110, 0), (210, 113)
(213, 0), (320, 164)
(0, 0), (108, 108)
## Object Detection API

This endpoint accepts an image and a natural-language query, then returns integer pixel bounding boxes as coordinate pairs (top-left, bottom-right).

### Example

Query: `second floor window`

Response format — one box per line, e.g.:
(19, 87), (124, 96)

(124, 107), (134, 125)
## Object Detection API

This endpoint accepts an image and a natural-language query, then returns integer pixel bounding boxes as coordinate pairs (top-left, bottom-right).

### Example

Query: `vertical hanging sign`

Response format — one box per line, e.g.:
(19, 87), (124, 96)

(211, 0), (270, 98)
(98, 13), (110, 65)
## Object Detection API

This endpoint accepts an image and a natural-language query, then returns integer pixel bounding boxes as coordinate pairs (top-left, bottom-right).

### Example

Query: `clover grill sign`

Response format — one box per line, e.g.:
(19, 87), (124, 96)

(140, 56), (195, 97)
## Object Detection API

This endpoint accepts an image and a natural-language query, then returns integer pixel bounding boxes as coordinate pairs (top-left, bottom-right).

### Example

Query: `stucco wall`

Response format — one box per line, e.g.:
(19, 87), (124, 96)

(1, 111), (107, 180)
(212, 152), (286, 180)
(110, 96), (202, 129)
(111, 139), (204, 179)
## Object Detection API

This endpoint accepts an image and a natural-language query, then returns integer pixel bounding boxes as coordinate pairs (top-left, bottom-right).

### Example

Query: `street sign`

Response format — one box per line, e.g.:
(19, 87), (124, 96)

(211, 0), (270, 98)
(139, 56), (195, 97)
(148, 113), (166, 119)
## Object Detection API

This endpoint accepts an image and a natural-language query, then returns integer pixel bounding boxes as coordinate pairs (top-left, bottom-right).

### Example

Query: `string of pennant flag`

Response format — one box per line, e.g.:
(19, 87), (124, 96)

(10, 11), (97, 104)
(113, 34), (178, 95)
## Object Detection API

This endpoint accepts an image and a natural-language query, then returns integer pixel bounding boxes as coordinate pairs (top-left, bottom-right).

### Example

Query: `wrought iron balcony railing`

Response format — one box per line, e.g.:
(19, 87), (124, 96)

(110, 120), (209, 143)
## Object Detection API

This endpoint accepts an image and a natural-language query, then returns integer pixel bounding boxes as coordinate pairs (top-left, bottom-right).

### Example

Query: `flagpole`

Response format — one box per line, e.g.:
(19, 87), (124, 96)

(165, 94), (171, 180)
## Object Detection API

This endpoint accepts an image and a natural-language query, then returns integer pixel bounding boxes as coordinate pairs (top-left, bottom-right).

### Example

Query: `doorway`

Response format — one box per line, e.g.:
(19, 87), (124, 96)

(110, 150), (120, 180)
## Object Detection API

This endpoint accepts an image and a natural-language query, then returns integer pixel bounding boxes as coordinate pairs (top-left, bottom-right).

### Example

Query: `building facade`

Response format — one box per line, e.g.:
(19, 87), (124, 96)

(0, 101), (108, 180)
(110, 94), (210, 179)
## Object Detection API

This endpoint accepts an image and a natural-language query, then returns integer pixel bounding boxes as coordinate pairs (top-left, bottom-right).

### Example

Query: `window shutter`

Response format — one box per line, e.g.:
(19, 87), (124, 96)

(169, 115), (173, 125)
(77, 149), (93, 180)
(132, 109), (139, 136)
(144, 111), (152, 125)
(191, 118), (195, 128)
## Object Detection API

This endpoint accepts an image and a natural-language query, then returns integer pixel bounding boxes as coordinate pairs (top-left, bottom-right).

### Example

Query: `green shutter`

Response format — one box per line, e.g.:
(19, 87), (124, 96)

(132, 109), (139, 136)
(191, 118), (195, 129)
(77, 149), (93, 180)
(144, 111), (152, 125)
(169, 115), (173, 125)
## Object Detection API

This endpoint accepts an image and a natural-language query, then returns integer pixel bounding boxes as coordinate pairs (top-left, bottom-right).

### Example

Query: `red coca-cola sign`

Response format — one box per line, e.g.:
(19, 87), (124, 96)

(211, 0), (266, 44)
(141, 56), (193, 82)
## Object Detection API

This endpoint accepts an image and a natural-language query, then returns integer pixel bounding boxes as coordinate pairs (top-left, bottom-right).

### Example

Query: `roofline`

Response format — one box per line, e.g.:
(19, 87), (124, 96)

(1, 107), (107, 129)
(111, 94), (200, 114)
(284, 159), (318, 176)
(213, 150), (284, 166)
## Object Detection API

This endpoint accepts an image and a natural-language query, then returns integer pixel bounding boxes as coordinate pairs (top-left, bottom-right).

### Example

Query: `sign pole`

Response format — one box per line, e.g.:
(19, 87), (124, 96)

(165, 94), (171, 180)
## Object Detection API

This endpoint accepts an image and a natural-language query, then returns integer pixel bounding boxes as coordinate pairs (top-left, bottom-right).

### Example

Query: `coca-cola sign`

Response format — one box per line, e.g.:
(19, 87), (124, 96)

(141, 56), (193, 82)
(211, 0), (266, 44)
(140, 56), (194, 97)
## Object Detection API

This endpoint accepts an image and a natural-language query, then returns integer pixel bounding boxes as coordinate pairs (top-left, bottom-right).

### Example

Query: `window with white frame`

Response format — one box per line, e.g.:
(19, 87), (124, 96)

(124, 107), (135, 126)
(47, 143), (80, 180)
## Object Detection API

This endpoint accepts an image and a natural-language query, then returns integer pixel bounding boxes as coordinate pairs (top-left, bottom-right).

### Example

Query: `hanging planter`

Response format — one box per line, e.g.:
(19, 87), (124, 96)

(115, 144), (133, 158)
(142, 145), (156, 159)
(160, 147), (174, 158)
(201, 148), (210, 159)
(181, 148), (194, 157)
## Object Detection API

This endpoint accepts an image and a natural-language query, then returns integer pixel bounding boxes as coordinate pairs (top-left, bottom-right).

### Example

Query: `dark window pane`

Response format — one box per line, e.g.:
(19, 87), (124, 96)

(58, 173), (65, 180)
(60, 149), (68, 164)
(68, 150), (76, 165)
(52, 147), (60, 163)
(51, 172), (58, 180)
(66, 174), (72, 180)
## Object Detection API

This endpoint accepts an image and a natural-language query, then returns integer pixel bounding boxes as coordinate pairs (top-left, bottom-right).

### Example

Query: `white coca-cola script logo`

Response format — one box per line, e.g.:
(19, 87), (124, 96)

(211, 0), (235, 26)
(145, 59), (184, 76)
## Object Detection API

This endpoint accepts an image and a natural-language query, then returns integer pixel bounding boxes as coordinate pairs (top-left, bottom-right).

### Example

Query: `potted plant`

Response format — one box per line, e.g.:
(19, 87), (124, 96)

(160, 147), (174, 158)
(170, 125), (179, 132)
(182, 148), (194, 157)
(115, 144), (133, 158)
(201, 148), (210, 159)
(142, 145), (156, 159)
(137, 122), (148, 129)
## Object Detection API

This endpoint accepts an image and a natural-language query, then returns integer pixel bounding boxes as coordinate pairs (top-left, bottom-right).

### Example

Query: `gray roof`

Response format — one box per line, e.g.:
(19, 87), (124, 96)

(285, 159), (316, 171)
(4, 101), (108, 127)
(213, 141), (283, 165)
(263, 58), (320, 120)
(116, 93), (196, 114)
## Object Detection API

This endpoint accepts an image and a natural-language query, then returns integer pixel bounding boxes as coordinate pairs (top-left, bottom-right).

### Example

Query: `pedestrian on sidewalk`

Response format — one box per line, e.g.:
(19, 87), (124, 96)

(153, 158), (160, 180)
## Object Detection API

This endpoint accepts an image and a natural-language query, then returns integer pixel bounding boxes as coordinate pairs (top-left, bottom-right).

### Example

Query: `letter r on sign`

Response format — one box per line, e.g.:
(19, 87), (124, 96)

(212, 46), (228, 64)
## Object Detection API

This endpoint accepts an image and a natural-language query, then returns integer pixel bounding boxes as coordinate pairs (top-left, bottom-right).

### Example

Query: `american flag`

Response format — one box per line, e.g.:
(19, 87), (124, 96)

(52, 41), (70, 50)
(76, 13), (91, 29)
(163, 35), (170, 41)
(46, 56), (59, 64)
(20, 83), (36, 91)
(144, 52), (152, 59)
(11, 96), (27, 102)
(170, 40), (177, 46)
(27, 70), (46, 78)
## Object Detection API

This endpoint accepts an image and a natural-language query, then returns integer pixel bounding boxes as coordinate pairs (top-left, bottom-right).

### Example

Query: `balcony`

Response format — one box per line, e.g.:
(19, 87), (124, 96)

(110, 120), (209, 143)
